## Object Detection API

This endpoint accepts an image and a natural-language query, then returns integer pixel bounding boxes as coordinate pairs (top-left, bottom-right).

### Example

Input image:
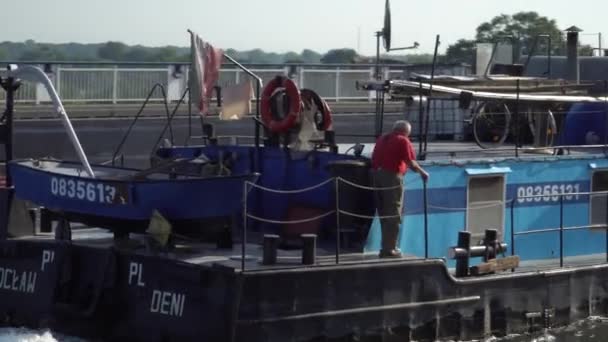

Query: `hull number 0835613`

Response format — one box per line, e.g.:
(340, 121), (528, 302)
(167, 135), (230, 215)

(50, 177), (123, 204)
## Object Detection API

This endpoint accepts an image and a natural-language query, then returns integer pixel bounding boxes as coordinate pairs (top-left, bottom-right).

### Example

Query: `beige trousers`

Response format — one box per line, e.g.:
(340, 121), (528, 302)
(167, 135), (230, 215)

(371, 169), (404, 252)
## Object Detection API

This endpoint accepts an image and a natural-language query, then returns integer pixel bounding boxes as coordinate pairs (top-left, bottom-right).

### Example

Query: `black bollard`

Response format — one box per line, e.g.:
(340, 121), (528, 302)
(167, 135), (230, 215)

(484, 229), (499, 262)
(40, 208), (53, 233)
(455, 231), (471, 277)
(301, 234), (317, 265)
(262, 234), (280, 265)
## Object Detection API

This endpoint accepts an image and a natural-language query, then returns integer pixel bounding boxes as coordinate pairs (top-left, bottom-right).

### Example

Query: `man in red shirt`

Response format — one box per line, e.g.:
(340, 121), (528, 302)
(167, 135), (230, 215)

(371, 120), (429, 258)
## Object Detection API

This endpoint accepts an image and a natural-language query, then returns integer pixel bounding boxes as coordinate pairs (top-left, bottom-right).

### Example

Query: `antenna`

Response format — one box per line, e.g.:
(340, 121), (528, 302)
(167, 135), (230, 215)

(374, 0), (419, 80)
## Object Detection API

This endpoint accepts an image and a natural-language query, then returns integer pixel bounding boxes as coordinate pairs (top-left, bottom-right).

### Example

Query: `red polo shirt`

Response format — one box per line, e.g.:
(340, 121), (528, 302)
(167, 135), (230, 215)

(371, 132), (416, 175)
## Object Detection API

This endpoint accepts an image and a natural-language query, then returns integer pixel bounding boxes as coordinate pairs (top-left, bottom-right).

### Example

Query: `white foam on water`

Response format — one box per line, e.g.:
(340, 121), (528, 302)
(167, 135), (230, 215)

(0, 328), (84, 342)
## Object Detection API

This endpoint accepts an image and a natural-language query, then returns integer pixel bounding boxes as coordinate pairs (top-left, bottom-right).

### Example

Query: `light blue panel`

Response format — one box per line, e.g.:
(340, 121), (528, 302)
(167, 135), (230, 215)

(364, 215), (382, 252)
(465, 166), (512, 175)
(363, 155), (608, 263)
(404, 164), (467, 191)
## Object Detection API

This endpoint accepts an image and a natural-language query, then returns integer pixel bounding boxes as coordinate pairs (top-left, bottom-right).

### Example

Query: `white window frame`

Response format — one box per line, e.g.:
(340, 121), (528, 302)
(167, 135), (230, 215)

(465, 174), (507, 242)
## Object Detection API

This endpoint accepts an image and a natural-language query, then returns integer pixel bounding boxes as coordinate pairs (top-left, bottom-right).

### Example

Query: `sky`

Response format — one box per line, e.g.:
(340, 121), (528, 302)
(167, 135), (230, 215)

(1, 0), (606, 55)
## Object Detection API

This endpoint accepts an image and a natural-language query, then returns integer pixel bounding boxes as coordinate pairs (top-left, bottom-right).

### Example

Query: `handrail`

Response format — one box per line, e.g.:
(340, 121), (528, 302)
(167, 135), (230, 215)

(112, 83), (173, 166)
(149, 88), (189, 159)
(240, 176), (428, 271)
(511, 190), (608, 268)
(222, 53), (263, 171)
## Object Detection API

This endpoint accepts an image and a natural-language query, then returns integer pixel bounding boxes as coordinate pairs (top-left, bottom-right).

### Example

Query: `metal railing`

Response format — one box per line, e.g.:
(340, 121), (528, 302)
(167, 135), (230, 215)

(239, 175), (608, 271)
(0, 62), (470, 104)
(240, 176), (421, 271)
(510, 190), (608, 267)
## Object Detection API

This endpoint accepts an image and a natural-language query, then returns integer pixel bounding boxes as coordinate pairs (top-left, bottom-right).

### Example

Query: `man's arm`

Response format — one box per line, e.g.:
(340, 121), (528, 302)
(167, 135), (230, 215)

(406, 159), (429, 182)
(403, 138), (429, 182)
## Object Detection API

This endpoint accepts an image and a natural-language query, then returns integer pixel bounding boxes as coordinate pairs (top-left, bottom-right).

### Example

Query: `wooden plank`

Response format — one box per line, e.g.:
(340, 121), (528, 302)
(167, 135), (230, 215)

(470, 256), (520, 276)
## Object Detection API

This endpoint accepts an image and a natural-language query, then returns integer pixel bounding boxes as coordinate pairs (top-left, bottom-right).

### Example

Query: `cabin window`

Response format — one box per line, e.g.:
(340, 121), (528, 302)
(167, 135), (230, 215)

(467, 175), (505, 240)
(591, 171), (608, 227)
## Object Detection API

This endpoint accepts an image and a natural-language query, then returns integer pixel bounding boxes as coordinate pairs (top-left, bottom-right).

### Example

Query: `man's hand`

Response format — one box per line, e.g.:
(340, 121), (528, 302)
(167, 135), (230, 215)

(420, 170), (429, 182)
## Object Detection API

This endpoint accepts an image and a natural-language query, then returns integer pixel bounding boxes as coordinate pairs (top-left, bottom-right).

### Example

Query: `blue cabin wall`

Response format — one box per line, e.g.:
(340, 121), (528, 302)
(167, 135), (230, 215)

(157, 145), (361, 233)
(365, 155), (608, 263)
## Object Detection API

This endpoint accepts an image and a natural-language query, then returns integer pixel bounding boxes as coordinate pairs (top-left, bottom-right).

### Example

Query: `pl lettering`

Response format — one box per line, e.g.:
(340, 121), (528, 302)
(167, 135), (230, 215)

(0, 267), (37, 294)
(150, 290), (186, 317)
(128, 262), (145, 287)
(41, 250), (55, 271)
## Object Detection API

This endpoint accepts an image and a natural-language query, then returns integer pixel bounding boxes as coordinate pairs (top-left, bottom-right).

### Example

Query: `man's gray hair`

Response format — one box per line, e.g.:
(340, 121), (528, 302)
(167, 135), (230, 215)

(393, 120), (411, 133)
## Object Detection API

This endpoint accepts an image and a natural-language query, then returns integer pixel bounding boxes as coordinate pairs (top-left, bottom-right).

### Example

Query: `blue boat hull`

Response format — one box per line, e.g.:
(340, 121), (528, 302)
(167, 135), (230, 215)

(8, 160), (257, 232)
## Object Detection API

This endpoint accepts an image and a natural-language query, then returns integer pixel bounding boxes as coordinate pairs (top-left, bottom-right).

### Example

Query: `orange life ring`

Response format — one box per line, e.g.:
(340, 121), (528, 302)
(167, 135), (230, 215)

(300, 88), (333, 131)
(261, 76), (302, 133)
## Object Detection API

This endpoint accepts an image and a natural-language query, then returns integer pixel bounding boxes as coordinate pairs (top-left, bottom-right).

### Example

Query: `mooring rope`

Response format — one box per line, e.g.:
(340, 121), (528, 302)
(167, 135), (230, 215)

(245, 178), (333, 194)
(337, 177), (402, 191)
(246, 210), (336, 225)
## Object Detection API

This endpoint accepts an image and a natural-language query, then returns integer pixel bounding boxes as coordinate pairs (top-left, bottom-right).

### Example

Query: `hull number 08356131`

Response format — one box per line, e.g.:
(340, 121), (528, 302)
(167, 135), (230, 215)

(516, 184), (581, 204)
(50, 177), (124, 204)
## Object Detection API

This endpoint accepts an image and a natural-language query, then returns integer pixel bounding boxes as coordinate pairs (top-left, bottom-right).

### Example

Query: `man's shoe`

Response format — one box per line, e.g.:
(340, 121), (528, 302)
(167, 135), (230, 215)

(379, 249), (403, 258)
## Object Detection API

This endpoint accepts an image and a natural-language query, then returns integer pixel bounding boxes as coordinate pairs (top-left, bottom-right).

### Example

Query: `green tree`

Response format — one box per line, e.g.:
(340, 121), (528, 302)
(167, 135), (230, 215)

(123, 47), (153, 61)
(301, 49), (321, 63)
(97, 41), (127, 60)
(19, 45), (66, 61)
(320, 49), (358, 64)
(283, 51), (303, 63)
(445, 39), (476, 64)
(475, 12), (564, 55)
(444, 12), (567, 65)
(153, 47), (179, 62)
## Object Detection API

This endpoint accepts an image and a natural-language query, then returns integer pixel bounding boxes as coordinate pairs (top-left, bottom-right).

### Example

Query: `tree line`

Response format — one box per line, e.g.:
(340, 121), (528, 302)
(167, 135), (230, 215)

(0, 12), (595, 65)
(0, 40), (430, 64)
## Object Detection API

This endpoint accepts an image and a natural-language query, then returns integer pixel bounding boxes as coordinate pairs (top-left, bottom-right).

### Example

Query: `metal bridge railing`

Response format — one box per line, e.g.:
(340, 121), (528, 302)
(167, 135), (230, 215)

(0, 64), (445, 104)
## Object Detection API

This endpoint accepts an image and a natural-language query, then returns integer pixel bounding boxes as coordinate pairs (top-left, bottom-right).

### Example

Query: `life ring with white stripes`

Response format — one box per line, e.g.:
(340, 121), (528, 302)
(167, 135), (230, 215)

(261, 76), (301, 133)
(300, 88), (332, 131)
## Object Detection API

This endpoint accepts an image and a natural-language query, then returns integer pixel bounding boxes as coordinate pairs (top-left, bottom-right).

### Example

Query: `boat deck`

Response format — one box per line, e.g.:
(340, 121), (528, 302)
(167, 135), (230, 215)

(348, 141), (606, 163)
(13, 227), (608, 277)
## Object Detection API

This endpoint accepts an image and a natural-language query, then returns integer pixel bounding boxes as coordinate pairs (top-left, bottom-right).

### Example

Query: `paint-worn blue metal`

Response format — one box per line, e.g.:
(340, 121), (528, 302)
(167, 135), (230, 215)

(8, 160), (255, 222)
(557, 102), (608, 145)
(158, 145), (366, 233)
(365, 154), (608, 263)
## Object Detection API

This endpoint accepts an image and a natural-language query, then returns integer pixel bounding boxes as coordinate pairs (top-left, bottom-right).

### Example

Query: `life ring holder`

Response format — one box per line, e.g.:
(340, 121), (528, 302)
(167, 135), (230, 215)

(300, 88), (332, 131)
(261, 76), (302, 133)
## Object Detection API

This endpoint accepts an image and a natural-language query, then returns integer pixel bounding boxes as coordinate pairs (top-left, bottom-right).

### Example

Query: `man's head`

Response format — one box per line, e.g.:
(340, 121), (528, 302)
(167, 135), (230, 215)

(392, 120), (411, 137)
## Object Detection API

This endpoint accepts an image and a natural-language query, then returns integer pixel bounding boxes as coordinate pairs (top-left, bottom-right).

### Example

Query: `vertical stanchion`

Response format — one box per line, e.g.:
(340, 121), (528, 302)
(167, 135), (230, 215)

(510, 198), (516, 272)
(418, 81), (424, 157)
(423, 35), (441, 156)
(559, 194), (564, 268)
(335, 178), (340, 264)
(423, 181), (429, 259)
(242, 182), (248, 272)
(603, 80), (608, 156)
(605, 190), (608, 263)
(515, 79), (520, 158)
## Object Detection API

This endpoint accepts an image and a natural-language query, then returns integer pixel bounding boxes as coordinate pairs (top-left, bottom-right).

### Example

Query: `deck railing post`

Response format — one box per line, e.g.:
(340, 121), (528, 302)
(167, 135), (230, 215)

(335, 177), (340, 264)
(423, 181), (429, 258)
(559, 193), (564, 267)
(242, 181), (248, 272)
(510, 198), (516, 272)
(510, 198), (515, 256)
(605, 191), (608, 263)
(515, 79), (520, 158)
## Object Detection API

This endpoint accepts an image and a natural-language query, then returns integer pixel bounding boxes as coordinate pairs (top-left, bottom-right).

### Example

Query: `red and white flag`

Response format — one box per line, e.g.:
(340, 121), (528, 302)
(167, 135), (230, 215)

(189, 30), (223, 115)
